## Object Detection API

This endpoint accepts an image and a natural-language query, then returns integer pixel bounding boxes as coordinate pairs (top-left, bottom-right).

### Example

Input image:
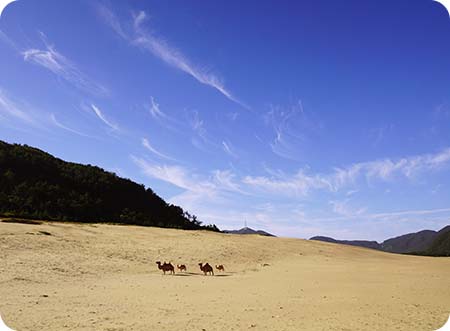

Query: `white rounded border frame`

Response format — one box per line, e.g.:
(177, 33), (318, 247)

(436, 315), (450, 331)
(0, 313), (15, 331)
(0, 0), (448, 330)
(434, 0), (450, 16)
(0, 0), (16, 19)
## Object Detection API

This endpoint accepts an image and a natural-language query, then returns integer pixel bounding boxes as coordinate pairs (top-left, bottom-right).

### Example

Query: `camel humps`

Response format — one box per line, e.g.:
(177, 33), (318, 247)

(198, 262), (214, 275)
(156, 261), (175, 275)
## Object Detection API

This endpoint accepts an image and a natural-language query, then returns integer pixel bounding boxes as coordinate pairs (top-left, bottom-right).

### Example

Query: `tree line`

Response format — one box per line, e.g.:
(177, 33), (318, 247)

(0, 140), (219, 232)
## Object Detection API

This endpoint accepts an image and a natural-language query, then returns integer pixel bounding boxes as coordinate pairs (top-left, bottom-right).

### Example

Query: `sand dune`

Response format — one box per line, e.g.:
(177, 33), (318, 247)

(1, 221), (449, 330)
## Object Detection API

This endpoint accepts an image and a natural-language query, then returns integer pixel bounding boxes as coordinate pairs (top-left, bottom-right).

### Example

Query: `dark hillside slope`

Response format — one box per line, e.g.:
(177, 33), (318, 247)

(381, 230), (438, 253)
(310, 225), (450, 256)
(0, 141), (216, 230)
(424, 227), (450, 257)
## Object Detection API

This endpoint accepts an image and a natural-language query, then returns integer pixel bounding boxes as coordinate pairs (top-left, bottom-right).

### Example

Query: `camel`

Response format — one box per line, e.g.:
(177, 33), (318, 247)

(198, 262), (214, 275)
(177, 264), (187, 272)
(156, 261), (175, 275)
(215, 264), (225, 272)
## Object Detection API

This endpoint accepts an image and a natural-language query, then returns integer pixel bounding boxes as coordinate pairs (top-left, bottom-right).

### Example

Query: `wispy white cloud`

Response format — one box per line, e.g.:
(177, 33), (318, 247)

(91, 104), (119, 131)
(0, 89), (36, 125)
(131, 156), (216, 196)
(98, 5), (246, 107)
(212, 169), (247, 194)
(369, 124), (394, 147)
(132, 11), (246, 107)
(346, 189), (359, 196)
(262, 163), (288, 178)
(133, 157), (190, 189)
(148, 96), (166, 119)
(369, 207), (450, 220)
(188, 110), (219, 152)
(265, 100), (321, 161)
(134, 145), (450, 213)
(227, 112), (239, 121)
(243, 169), (331, 197)
(333, 148), (450, 188)
(0, 29), (18, 50)
(222, 140), (238, 158)
(329, 199), (367, 217)
(335, 148), (450, 184)
(97, 4), (128, 40)
(243, 148), (450, 197)
(144, 97), (184, 135)
(50, 113), (92, 138)
(141, 137), (175, 161)
(131, 151), (450, 238)
(22, 33), (108, 96)
(132, 157), (247, 211)
(190, 110), (206, 137)
(133, 156), (242, 193)
(307, 207), (450, 224)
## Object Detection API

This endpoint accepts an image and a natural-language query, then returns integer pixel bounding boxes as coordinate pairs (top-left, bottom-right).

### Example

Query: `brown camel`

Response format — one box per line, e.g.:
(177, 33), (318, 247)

(215, 264), (225, 272)
(198, 262), (214, 275)
(177, 264), (187, 272)
(156, 261), (175, 275)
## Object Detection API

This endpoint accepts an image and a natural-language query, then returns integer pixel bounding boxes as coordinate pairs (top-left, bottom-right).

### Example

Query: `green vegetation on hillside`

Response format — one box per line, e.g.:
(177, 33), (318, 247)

(0, 141), (219, 231)
(423, 230), (450, 257)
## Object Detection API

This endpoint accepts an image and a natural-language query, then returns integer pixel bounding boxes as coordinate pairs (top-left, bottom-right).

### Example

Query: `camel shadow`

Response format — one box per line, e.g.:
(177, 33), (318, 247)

(171, 272), (232, 277)
(173, 272), (197, 277)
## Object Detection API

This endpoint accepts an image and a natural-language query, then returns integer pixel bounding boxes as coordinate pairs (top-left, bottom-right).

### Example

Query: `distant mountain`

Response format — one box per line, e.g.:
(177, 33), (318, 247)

(423, 226), (450, 257)
(309, 236), (381, 250)
(0, 140), (218, 231)
(223, 227), (275, 237)
(310, 225), (450, 255)
(438, 225), (450, 235)
(381, 230), (437, 253)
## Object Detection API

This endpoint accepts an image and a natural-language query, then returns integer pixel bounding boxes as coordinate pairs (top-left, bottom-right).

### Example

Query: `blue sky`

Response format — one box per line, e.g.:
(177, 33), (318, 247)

(1, 0), (450, 240)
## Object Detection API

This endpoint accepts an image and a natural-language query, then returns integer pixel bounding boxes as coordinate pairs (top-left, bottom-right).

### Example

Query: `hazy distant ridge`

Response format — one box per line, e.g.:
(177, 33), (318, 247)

(310, 225), (450, 256)
(309, 236), (381, 250)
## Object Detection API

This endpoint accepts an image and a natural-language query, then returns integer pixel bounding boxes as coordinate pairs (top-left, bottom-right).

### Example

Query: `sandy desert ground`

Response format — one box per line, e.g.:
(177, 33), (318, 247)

(0, 220), (449, 331)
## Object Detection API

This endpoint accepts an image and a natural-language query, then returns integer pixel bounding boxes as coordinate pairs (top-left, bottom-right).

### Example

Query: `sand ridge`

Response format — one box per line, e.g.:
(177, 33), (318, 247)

(1, 221), (449, 330)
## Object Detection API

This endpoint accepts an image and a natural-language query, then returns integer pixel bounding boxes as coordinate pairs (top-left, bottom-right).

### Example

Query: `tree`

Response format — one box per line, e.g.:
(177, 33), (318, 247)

(0, 140), (220, 232)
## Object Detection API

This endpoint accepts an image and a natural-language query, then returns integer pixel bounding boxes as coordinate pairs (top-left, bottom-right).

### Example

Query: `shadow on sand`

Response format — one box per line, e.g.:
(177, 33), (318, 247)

(169, 272), (232, 277)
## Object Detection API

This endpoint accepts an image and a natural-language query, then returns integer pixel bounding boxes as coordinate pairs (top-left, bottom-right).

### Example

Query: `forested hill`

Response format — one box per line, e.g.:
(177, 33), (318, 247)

(0, 140), (218, 231)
